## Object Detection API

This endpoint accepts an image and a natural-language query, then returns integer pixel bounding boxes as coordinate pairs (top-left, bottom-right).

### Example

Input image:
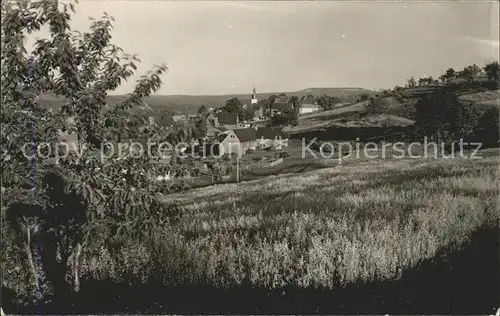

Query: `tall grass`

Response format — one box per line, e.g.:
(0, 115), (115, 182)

(80, 151), (499, 290)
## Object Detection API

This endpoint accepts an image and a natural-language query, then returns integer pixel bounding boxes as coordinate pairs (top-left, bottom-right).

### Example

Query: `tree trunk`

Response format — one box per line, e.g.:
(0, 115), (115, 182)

(71, 243), (82, 293)
(23, 226), (39, 291)
(24, 242), (38, 288)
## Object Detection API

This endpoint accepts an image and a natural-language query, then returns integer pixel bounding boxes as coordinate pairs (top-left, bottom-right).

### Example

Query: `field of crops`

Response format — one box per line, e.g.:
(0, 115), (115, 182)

(78, 150), (498, 290)
(4, 150), (497, 314)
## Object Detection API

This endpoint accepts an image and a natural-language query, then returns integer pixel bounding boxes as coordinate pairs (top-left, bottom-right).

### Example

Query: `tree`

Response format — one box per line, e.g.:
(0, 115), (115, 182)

(380, 89), (392, 97)
(366, 97), (389, 115)
(484, 61), (500, 88)
(418, 76), (436, 86)
(269, 108), (298, 127)
(197, 104), (208, 115)
(441, 68), (456, 82)
(156, 109), (175, 128)
(460, 66), (474, 82)
(414, 88), (480, 140)
(242, 106), (255, 121)
(475, 107), (499, 147)
(331, 96), (342, 105)
(315, 94), (333, 110)
(258, 99), (269, 117)
(223, 97), (243, 113)
(267, 94), (277, 114)
(221, 97), (252, 120)
(192, 114), (207, 141)
(468, 64), (482, 76)
(355, 93), (371, 102)
(289, 96), (300, 113)
(1, 0), (192, 305)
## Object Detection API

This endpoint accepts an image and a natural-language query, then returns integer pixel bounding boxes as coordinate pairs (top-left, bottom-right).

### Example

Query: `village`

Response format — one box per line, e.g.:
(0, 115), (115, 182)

(155, 87), (323, 185)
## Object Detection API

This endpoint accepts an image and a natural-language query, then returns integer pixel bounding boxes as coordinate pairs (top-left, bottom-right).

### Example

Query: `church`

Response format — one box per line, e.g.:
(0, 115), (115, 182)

(242, 85), (265, 120)
(250, 85), (264, 119)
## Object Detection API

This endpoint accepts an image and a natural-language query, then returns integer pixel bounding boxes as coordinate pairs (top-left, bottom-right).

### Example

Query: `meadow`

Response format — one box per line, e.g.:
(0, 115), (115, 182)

(53, 149), (500, 314)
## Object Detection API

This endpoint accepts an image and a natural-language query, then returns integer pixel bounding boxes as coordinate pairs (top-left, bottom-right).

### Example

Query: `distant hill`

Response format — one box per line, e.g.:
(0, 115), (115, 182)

(37, 87), (375, 115)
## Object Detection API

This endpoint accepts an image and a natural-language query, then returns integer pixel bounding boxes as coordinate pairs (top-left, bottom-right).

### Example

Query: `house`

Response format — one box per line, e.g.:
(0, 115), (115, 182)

(206, 112), (219, 127)
(205, 112), (236, 138)
(256, 126), (281, 138)
(237, 122), (251, 128)
(218, 128), (257, 157)
(217, 112), (239, 129)
(173, 114), (187, 122)
(256, 127), (289, 150)
(271, 95), (292, 115)
(206, 125), (224, 138)
(299, 96), (320, 115)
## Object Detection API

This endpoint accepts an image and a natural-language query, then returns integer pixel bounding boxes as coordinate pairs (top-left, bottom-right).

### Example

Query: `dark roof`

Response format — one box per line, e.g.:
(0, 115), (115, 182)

(217, 112), (238, 125)
(207, 126), (222, 134)
(233, 128), (257, 142)
(274, 95), (288, 104)
(271, 102), (292, 111)
(239, 98), (251, 105)
(300, 96), (315, 105)
(256, 127), (282, 139)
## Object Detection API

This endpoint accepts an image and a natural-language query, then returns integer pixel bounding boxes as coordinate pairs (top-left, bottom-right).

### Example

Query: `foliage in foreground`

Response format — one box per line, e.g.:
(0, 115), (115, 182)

(1, 0), (189, 305)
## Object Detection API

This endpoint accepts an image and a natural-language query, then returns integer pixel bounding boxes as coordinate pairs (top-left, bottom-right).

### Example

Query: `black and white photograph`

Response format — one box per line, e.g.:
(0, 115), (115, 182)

(1, 0), (499, 314)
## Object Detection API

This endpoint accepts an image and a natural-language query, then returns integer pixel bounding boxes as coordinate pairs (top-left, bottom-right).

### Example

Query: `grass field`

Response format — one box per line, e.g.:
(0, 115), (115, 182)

(458, 89), (499, 104)
(286, 100), (415, 135)
(81, 150), (499, 290)
(5, 149), (497, 314)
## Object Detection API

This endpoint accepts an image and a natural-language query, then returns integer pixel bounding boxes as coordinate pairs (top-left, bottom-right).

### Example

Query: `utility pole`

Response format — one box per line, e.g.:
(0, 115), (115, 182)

(236, 156), (240, 182)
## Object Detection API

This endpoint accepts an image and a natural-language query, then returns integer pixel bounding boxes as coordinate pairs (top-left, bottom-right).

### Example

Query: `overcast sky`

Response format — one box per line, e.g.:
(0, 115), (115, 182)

(31, 1), (499, 95)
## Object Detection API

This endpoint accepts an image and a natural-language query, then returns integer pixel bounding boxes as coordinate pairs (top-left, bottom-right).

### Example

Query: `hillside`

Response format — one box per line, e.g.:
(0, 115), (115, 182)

(37, 87), (374, 115)
(157, 87), (374, 107)
(458, 89), (499, 108)
(284, 84), (498, 141)
(284, 100), (415, 136)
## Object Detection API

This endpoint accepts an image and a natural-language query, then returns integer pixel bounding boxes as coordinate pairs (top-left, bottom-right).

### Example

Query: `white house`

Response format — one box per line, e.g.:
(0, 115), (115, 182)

(299, 96), (320, 115)
(218, 128), (258, 157)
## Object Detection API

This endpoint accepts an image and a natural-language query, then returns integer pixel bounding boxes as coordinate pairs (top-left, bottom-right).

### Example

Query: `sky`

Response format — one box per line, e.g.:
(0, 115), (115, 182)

(29, 1), (499, 95)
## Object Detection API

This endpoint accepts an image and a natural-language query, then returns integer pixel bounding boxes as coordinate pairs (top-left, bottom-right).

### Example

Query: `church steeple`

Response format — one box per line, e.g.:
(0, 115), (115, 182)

(251, 84), (258, 104)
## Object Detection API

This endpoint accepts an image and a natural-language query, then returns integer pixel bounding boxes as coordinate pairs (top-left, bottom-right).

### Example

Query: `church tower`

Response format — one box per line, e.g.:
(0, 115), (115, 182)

(251, 85), (258, 105)
(251, 85), (262, 119)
